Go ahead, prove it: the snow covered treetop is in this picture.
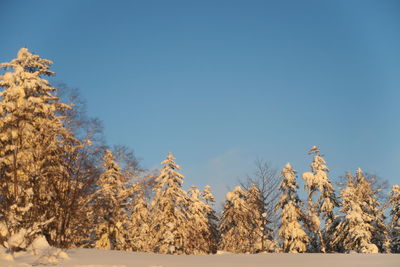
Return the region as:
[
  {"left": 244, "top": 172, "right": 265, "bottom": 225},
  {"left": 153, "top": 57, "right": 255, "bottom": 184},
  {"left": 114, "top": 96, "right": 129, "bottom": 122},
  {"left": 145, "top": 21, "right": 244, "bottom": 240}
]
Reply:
[
  {"left": 167, "top": 152, "right": 175, "bottom": 161},
  {"left": 282, "top": 163, "right": 296, "bottom": 181},
  {"left": 188, "top": 186, "right": 202, "bottom": 200},
  {"left": 0, "top": 48, "right": 54, "bottom": 76},
  {"left": 203, "top": 185, "right": 215, "bottom": 203},
  {"left": 153, "top": 152, "right": 185, "bottom": 192},
  {"left": 233, "top": 186, "right": 245, "bottom": 195},
  {"left": 226, "top": 186, "right": 245, "bottom": 202},
  {"left": 279, "top": 163, "right": 300, "bottom": 194},
  {"left": 102, "top": 149, "right": 120, "bottom": 170},
  {"left": 161, "top": 152, "right": 181, "bottom": 170},
  {"left": 0, "top": 47, "right": 58, "bottom": 107},
  {"left": 308, "top": 145, "right": 320, "bottom": 155},
  {"left": 355, "top": 168, "right": 364, "bottom": 180}
]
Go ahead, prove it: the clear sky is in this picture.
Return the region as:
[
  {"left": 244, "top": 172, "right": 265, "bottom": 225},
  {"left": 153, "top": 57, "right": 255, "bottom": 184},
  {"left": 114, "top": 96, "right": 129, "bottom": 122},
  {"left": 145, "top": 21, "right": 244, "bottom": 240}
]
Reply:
[{"left": 1, "top": 0, "right": 399, "bottom": 202}]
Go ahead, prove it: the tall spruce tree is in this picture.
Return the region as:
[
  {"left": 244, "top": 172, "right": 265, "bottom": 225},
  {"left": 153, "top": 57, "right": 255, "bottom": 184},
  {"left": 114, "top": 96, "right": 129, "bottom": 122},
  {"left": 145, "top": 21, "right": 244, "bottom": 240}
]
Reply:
[
  {"left": 302, "top": 146, "right": 337, "bottom": 252},
  {"left": 202, "top": 185, "right": 219, "bottom": 254},
  {"left": 332, "top": 170, "right": 378, "bottom": 253},
  {"left": 355, "top": 169, "right": 389, "bottom": 252},
  {"left": 128, "top": 182, "right": 150, "bottom": 252},
  {"left": 186, "top": 185, "right": 211, "bottom": 254},
  {"left": 0, "top": 48, "right": 79, "bottom": 251},
  {"left": 150, "top": 152, "right": 189, "bottom": 254},
  {"left": 219, "top": 186, "right": 251, "bottom": 253},
  {"left": 94, "top": 150, "right": 130, "bottom": 250},
  {"left": 245, "top": 184, "right": 270, "bottom": 252},
  {"left": 276, "top": 163, "right": 308, "bottom": 253},
  {"left": 219, "top": 185, "right": 270, "bottom": 253}
]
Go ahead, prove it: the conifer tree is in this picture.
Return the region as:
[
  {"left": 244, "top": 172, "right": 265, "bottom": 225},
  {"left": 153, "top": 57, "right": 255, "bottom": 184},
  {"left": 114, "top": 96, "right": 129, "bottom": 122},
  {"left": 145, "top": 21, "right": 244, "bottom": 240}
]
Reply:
[
  {"left": 202, "top": 185, "right": 219, "bottom": 253},
  {"left": 0, "top": 48, "right": 79, "bottom": 251},
  {"left": 128, "top": 182, "right": 150, "bottom": 252},
  {"left": 355, "top": 169, "right": 389, "bottom": 252},
  {"left": 302, "top": 146, "right": 337, "bottom": 252},
  {"left": 245, "top": 184, "right": 269, "bottom": 252},
  {"left": 332, "top": 170, "right": 378, "bottom": 253},
  {"left": 219, "top": 186, "right": 251, "bottom": 253},
  {"left": 276, "top": 163, "right": 308, "bottom": 253},
  {"left": 186, "top": 186, "right": 210, "bottom": 254},
  {"left": 150, "top": 152, "right": 189, "bottom": 254},
  {"left": 389, "top": 185, "right": 400, "bottom": 253},
  {"left": 94, "top": 150, "right": 130, "bottom": 250}
]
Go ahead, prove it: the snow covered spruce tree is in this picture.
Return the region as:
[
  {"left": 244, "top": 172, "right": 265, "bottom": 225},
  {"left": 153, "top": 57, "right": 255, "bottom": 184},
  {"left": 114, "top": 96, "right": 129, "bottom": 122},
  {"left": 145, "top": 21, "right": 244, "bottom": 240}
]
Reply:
[
  {"left": 245, "top": 184, "right": 274, "bottom": 252},
  {"left": 275, "top": 163, "right": 308, "bottom": 253},
  {"left": 360, "top": 175, "right": 390, "bottom": 253},
  {"left": 331, "top": 170, "right": 379, "bottom": 253},
  {"left": 0, "top": 48, "right": 79, "bottom": 251},
  {"left": 354, "top": 169, "right": 389, "bottom": 253},
  {"left": 302, "top": 146, "right": 338, "bottom": 252},
  {"left": 149, "top": 152, "right": 190, "bottom": 254},
  {"left": 219, "top": 185, "right": 267, "bottom": 253},
  {"left": 128, "top": 182, "right": 150, "bottom": 252},
  {"left": 202, "top": 185, "right": 219, "bottom": 253},
  {"left": 389, "top": 185, "right": 400, "bottom": 253},
  {"left": 186, "top": 185, "right": 211, "bottom": 254},
  {"left": 219, "top": 186, "right": 250, "bottom": 253},
  {"left": 93, "top": 150, "right": 130, "bottom": 250}
]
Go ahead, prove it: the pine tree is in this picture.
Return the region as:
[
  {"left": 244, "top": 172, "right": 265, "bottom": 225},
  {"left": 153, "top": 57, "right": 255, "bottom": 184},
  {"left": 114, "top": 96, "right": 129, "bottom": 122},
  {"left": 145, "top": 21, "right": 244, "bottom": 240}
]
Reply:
[
  {"left": 186, "top": 185, "right": 210, "bottom": 254},
  {"left": 0, "top": 48, "right": 79, "bottom": 251},
  {"left": 150, "top": 152, "right": 189, "bottom": 254},
  {"left": 355, "top": 169, "right": 389, "bottom": 252},
  {"left": 389, "top": 185, "right": 400, "bottom": 253},
  {"left": 276, "top": 163, "right": 308, "bottom": 253},
  {"left": 202, "top": 185, "right": 219, "bottom": 254},
  {"left": 246, "top": 184, "right": 272, "bottom": 252},
  {"left": 302, "top": 146, "right": 338, "bottom": 252},
  {"left": 94, "top": 150, "right": 130, "bottom": 250},
  {"left": 128, "top": 182, "right": 150, "bottom": 252},
  {"left": 359, "top": 174, "right": 390, "bottom": 253},
  {"left": 332, "top": 170, "right": 378, "bottom": 253},
  {"left": 219, "top": 186, "right": 252, "bottom": 253}
]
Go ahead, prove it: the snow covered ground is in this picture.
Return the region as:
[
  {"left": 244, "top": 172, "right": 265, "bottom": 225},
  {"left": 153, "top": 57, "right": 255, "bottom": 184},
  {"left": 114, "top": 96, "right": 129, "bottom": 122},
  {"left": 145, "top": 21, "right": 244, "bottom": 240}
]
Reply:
[{"left": 2, "top": 248, "right": 400, "bottom": 267}]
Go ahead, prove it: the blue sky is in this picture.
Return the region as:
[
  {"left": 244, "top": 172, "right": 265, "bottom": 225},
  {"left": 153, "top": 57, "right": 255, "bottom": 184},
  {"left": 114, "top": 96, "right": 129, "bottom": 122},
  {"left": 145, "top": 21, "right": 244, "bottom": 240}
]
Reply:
[{"left": 1, "top": 0, "right": 399, "bottom": 202}]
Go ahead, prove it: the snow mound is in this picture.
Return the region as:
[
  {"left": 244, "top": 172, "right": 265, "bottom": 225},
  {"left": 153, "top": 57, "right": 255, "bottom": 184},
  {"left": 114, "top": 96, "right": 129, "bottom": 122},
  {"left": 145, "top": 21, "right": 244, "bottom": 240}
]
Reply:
[
  {"left": 32, "top": 248, "right": 70, "bottom": 266},
  {"left": 28, "top": 235, "right": 51, "bottom": 255}
]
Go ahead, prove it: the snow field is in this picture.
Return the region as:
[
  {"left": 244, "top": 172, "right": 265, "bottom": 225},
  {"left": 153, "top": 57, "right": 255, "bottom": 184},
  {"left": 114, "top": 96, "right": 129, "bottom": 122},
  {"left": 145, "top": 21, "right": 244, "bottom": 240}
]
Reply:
[{"left": 3, "top": 248, "right": 400, "bottom": 267}]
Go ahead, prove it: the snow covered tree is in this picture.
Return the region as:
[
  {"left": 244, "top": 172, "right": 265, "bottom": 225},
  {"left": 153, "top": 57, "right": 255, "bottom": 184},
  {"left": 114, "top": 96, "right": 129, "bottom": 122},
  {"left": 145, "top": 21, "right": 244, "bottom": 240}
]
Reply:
[
  {"left": 93, "top": 150, "right": 130, "bottom": 250},
  {"left": 275, "top": 163, "right": 308, "bottom": 253},
  {"left": 302, "top": 146, "right": 338, "bottom": 252},
  {"left": 239, "top": 159, "right": 281, "bottom": 233},
  {"left": 149, "top": 152, "right": 189, "bottom": 254},
  {"left": 219, "top": 184, "right": 269, "bottom": 253},
  {"left": 0, "top": 48, "right": 79, "bottom": 251},
  {"left": 389, "top": 185, "right": 400, "bottom": 253},
  {"left": 245, "top": 184, "right": 271, "bottom": 252},
  {"left": 219, "top": 186, "right": 251, "bottom": 253},
  {"left": 360, "top": 180, "right": 390, "bottom": 253},
  {"left": 128, "top": 182, "right": 150, "bottom": 252},
  {"left": 186, "top": 186, "right": 210, "bottom": 254},
  {"left": 331, "top": 170, "right": 378, "bottom": 253},
  {"left": 354, "top": 169, "right": 389, "bottom": 252},
  {"left": 202, "top": 185, "right": 219, "bottom": 253}
]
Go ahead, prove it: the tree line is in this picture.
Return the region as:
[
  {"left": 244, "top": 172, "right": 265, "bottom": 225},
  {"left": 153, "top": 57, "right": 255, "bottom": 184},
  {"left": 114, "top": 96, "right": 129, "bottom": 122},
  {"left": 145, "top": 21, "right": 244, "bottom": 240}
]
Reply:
[{"left": 0, "top": 48, "right": 399, "bottom": 254}]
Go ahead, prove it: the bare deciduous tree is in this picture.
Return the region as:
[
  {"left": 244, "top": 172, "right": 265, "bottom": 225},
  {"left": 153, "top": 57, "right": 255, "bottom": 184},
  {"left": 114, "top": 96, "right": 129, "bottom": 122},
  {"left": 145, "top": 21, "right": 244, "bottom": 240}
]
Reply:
[{"left": 239, "top": 159, "right": 281, "bottom": 237}]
